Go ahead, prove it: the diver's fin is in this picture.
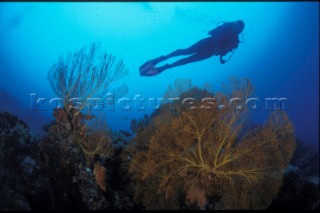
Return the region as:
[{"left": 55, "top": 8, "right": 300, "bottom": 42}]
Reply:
[
  {"left": 139, "top": 56, "right": 167, "bottom": 73},
  {"left": 139, "top": 60, "right": 155, "bottom": 75},
  {"left": 140, "top": 67, "right": 162, "bottom": 77}
]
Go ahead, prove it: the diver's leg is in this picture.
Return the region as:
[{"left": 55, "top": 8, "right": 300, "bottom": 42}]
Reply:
[
  {"left": 142, "top": 52, "right": 214, "bottom": 76},
  {"left": 164, "top": 48, "right": 196, "bottom": 58},
  {"left": 154, "top": 37, "right": 214, "bottom": 64},
  {"left": 149, "top": 48, "right": 196, "bottom": 66},
  {"left": 140, "top": 37, "right": 215, "bottom": 76},
  {"left": 140, "top": 51, "right": 185, "bottom": 70},
  {"left": 167, "top": 53, "right": 212, "bottom": 68},
  {"left": 159, "top": 52, "right": 214, "bottom": 72},
  {"left": 140, "top": 47, "right": 196, "bottom": 75}
]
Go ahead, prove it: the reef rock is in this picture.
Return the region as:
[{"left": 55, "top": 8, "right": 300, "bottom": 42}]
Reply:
[{"left": 0, "top": 112, "right": 53, "bottom": 210}]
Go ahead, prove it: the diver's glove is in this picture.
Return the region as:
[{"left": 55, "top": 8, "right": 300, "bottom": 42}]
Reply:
[
  {"left": 220, "top": 56, "right": 226, "bottom": 64},
  {"left": 221, "top": 60, "right": 226, "bottom": 64}
]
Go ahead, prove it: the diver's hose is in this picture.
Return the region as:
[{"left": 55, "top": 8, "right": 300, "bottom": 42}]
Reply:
[
  {"left": 224, "top": 48, "right": 236, "bottom": 63},
  {"left": 216, "top": 21, "right": 227, "bottom": 26},
  {"left": 240, "top": 33, "right": 244, "bottom": 43}
]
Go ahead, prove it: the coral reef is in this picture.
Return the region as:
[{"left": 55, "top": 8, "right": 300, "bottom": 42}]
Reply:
[
  {"left": 38, "top": 108, "right": 136, "bottom": 210},
  {"left": 0, "top": 76, "right": 318, "bottom": 210},
  {"left": 39, "top": 106, "right": 137, "bottom": 209},
  {"left": 40, "top": 109, "right": 111, "bottom": 210},
  {"left": 269, "top": 139, "right": 319, "bottom": 210},
  {"left": 36, "top": 42, "right": 134, "bottom": 210},
  {"left": 0, "top": 111, "right": 139, "bottom": 210}
]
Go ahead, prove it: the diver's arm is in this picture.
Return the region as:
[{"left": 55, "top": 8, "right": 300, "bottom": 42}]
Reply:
[
  {"left": 219, "top": 40, "right": 238, "bottom": 64},
  {"left": 219, "top": 49, "right": 227, "bottom": 64}
]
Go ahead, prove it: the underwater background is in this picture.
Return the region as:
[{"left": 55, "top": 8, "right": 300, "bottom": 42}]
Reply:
[
  {"left": 0, "top": 2, "right": 319, "bottom": 147},
  {"left": 0, "top": 2, "right": 319, "bottom": 210}
]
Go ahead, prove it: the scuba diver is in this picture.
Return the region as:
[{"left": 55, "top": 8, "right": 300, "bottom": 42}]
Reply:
[{"left": 139, "top": 20, "right": 245, "bottom": 76}]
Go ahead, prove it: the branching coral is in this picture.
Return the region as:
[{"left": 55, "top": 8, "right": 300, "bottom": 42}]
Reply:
[
  {"left": 128, "top": 78, "right": 296, "bottom": 210},
  {"left": 75, "top": 115, "right": 114, "bottom": 164},
  {"left": 47, "top": 42, "right": 128, "bottom": 128},
  {"left": 163, "top": 79, "right": 192, "bottom": 100}
]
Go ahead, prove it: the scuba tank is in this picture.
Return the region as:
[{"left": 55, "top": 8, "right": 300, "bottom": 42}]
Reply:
[
  {"left": 208, "top": 21, "right": 228, "bottom": 37},
  {"left": 239, "top": 33, "right": 244, "bottom": 43}
]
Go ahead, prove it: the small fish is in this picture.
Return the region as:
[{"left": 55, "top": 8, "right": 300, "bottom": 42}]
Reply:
[
  {"left": 122, "top": 116, "right": 129, "bottom": 120},
  {"left": 120, "top": 130, "right": 132, "bottom": 137}
]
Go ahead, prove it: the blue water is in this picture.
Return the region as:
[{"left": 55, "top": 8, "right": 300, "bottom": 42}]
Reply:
[{"left": 0, "top": 2, "right": 318, "bottom": 147}]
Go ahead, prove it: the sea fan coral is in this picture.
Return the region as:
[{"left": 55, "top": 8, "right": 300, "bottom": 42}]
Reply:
[
  {"left": 47, "top": 42, "right": 126, "bottom": 165},
  {"left": 47, "top": 42, "right": 128, "bottom": 128},
  {"left": 128, "top": 78, "right": 296, "bottom": 210}
]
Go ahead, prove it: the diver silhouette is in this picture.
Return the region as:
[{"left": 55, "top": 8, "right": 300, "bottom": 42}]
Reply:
[{"left": 139, "top": 20, "right": 245, "bottom": 77}]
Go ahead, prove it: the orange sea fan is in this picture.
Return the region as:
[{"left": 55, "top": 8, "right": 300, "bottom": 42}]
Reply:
[
  {"left": 94, "top": 162, "right": 107, "bottom": 191},
  {"left": 128, "top": 78, "right": 296, "bottom": 210}
]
